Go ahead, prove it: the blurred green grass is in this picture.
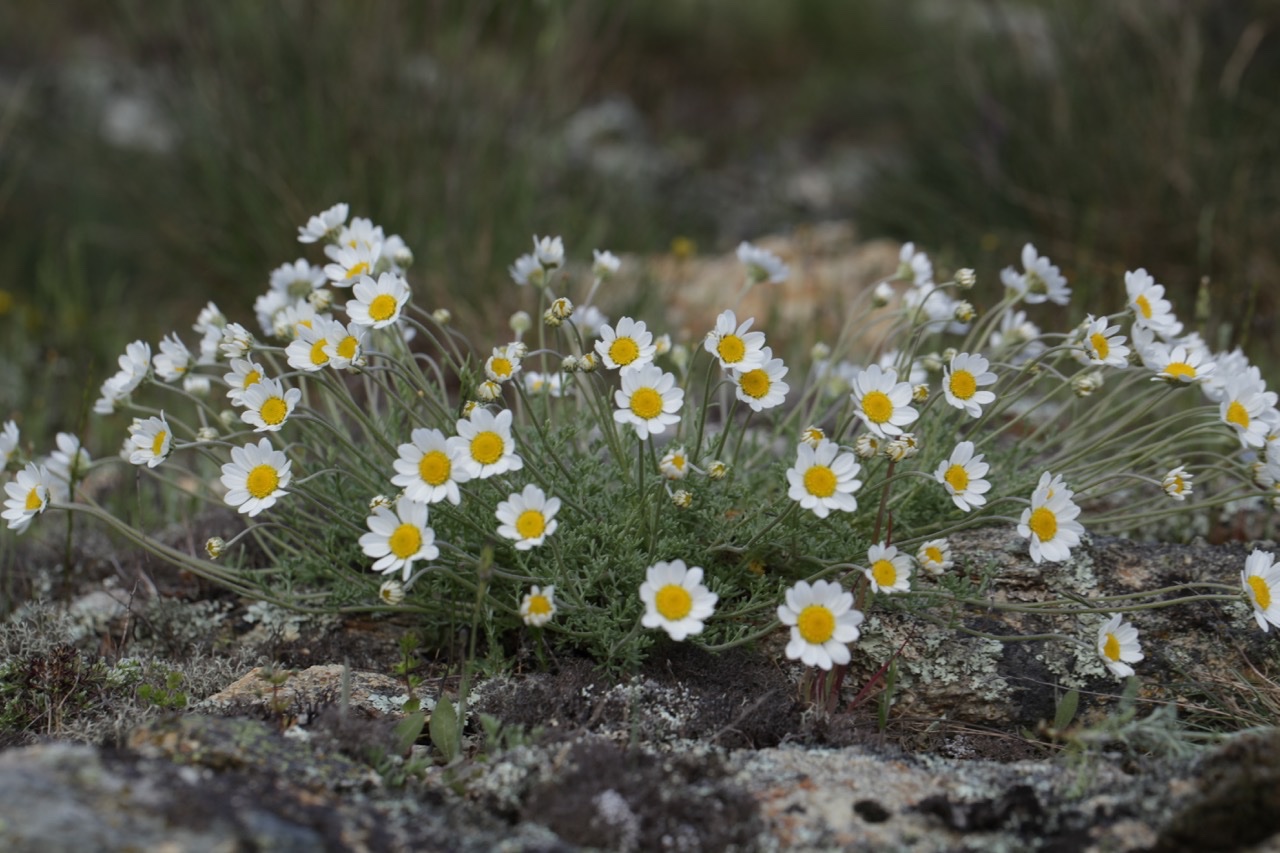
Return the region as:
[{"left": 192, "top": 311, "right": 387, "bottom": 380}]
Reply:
[{"left": 2, "top": 0, "right": 1278, "bottom": 445}]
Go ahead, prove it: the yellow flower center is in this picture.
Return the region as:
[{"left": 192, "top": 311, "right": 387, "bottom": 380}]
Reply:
[
  {"left": 388, "top": 523, "right": 422, "bottom": 559},
  {"left": 23, "top": 487, "right": 43, "bottom": 511},
  {"left": 796, "top": 604, "right": 835, "bottom": 644},
  {"left": 1102, "top": 632, "right": 1121, "bottom": 662},
  {"left": 260, "top": 396, "right": 288, "bottom": 425},
  {"left": 654, "top": 584, "right": 693, "bottom": 620},
  {"left": 245, "top": 463, "right": 279, "bottom": 499},
  {"left": 527, "top": 594, "right": 552, "bottom": 616},
  {"left": 515, "top": 509, "right": 546, "bottom": 540},
  {"left": 490, "top": 357, "right": 513, "bottom": 378},
  {"left": 803, "top": 464, "right": 837, "bottom": 498},
  {"left": 1089, "top": 332, "right": 1110, "bottom": 360},
  {"left": 1135, "top": 293, "right": 1153, "bottom": 319},
  {"left": 944, "top": 464, "right": 969, "bottom": 493},
  {"left": 243, "top": 369, "right": 261, "bottom": 390},
  {"left": 739, "top": 368, "right": 770, "bottom": 399},
  {"left": 309, "top": 338, "right": 330, "bottom": 366},
  {"left": 717, "top": 335, "right": 746, "bottom": 364},
  {"left": 336, "top": 336, "right": 358, "bottom": 360},
  {"left": 1025, "top": 270, "right": 1047, "bottom": 295},
  {"left": 345, "top": 261, "right": 370, "bottom": 280},
  {"left": 368, "top": 294, "right": 398, "bottom": 323},
  {"left": 861, "top": 390, "right": 893, "bottom": 424},
  {"left": 608, "top": 337, "right": 640, "bottom": 366},
  {"left": 1227, "top": 401, "right": 1250, "bottom": 429},
  {"left": 949, "top": 369, "right": 977, "bottom": 400},
  {"left": 418, "top": 450, "right": 451, "bottom": 486},
  {"left": 925, "top": 546, "right": 944, "bottom": 564},
  {"left": 470, "top": 431, "right": 504, "bottom": 465},
  {"left": 872, "top": 559, "right": 898, "bottom": 588},
  {"left": 1164, "top": 362, "right": 1196, "bottom": 380},
  {"left": 1028, "top": 506, "right": 1058, "bottom": 541},
  {"left": 1249, "top": 575, "right": 1272, "bottom": 610},
  {"left": 1168, "top": 475, "right": 1185, "bottom": 494},
  {"left": 630, "top": 387, "right": 663, "bottom": 420},
  {"left": 151, "top": 430, "right": 168, "bottom": 458}
]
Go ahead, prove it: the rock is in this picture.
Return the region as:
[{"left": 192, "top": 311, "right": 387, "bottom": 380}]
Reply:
[{"left": 202, "top": 664, "right": 434, "bottom": 721}]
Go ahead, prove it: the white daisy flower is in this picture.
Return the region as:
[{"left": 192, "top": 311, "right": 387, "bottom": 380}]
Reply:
[
  {"left": 240, "top": 377, "right": 301, "bottom": 433},
  {"left": 639, "top": 559, "right": 718, "bottom": 641},
  {"left": 105, "top": 339, "right": 153, "bottom": 400},
  {"left": 0, "top": 420, "right": 19, "bottom": 468},
  {"left": 786, "top": 438, "right": 862, "bottom": 519},
  {"left": 346, "top": 272, "right": 410, "bottom": 329},
  {"left": 496, "top": 483, "right": 561, "bottom": 551},
  {"left": 1220, "top": 375, "right": 1278, "bottom": 449},
  {"left": 196, "top": 324, "right": 223, "bottom": 365},
  {"left": 218, "top": 323, "right": 255, "bottom": 361},
  {"left": 1243, "top": 549, "right": 1280, "bottom": 632},
  {"left": 1003, "top": 243, "right": 1070, "bottom": 305},
  {"left": 595, "top": 316, "right": 656, "bottom": 373},
  {"left": 1017, "top": 479, "right": 1085, "bottom": 564},
  {"left": 850, "top": 364, "right": 917, "bottom": 438},
  {"left": 533, "top": 235, "right": 565, "bottom": 270},
  {"left": 93, "top": 374, "right": 131, "bottom": 415},
  {"left": 1036, "top": 470, "right": 1074, "bottom": 502},
  {"left": 285, "top": 316, "right": 343, "bottom": 372},
  {"left": 359, "top": 497, "right": 438, "bottom": 581},
  {"left": 382, "top": 234, "right": 413, "bottom": 272},
  {"left": 989, "top": 309, "right": 1046, "bottom": 365},
  {"left": 220, "top": 437, "right": 292, "bottom": 517},
  {"left": 449, "top": 407, "right": 523, "bottom": 479},
  {"left": 942, "top": 352, "right": 997, "bottom": 418},
  {"left": 270, "top": 258, "right": 327, "bottom": 299},
  {"left": 800, "top": 426, "right": 826, "bottom": 449},
  {"left": 323, "top": 242, "right": 381, "bottom": 287},
  {"left": 1199, "top": 347, "right": 1252, "bottom": 403},
  {"left": 1162, "top": 466, "right": 1193, "bottom": 500},
  {"left": 253, "top": 290, "right": 290, "bottom": 338},
  {"left": 1150, "top": 344, "right": 1215, "bottom": 385},
  {"left": 485, "top": 344, "right": 523, "bottom": 383},
  {"left": 659, "top": 446, "right": 691, "bottom": 480},
  {"left": 854, "top": 434, "right": 881, "bottom": 459},
  {"left": 916, "top": 539, "right": 954, "bottom": 575},
  {"left": 322, "top": 320, "right": 367, "bottom": 370},
  {"left": 592, "top": 249, "right": 621, "bottom": 278},
  {"left": 1124, "top": 268, "right": 1182, "bottom": 339},
  {"left": 896, "top": 241, "right": 934, "bottom": 286},
  {"left": 732, "top": 347, "right": 789, "bottom": 412},
  {"left": 335, "top": 216, "right": 385, "bottom": 252},
  {"left": 152, "top": 333, "right": 192, "bottom": 382},
  {"left": 508, "top": 253, "right": 544, "bottom": 288},
  {"left": 736, "top": 241, "right": 789, "bottom": 284},
  {"left": 523, "top": 371, "right": 564, "bottom": 397},
  {"left": 2, "top": 462, "right": 55, "bottom": 532},
  {"left": 379, "top": 579, "right": 405, "bottom": 606},
  {"left": 569, "top": 304, "right": 610, "bottom": 339},
  {"left": 271, "top": 300, "right": 323, "bottom": 341},
  {"left": 613, "top": 364, "right": 684, "bottom": 440},
  {"left": 128, "top": 414, "right": 172, "bottom": 468},
  {"left": 902, "top": 284, "right": 964, "bottom": 335},
  {"left": 45, "top": 432, "right": 91, "bottom": 501},
  {"left": 865, "top": 543, "right": 912, "bottom": 594},
  {"left": 777, "top": 579, "right": 864, "bottom": 670},
  {"left": 297, "top": 202, "right": 349, "bottom": 243},
  {"left": 392, "top": 427, "right": 471, "bottom": 505},
  {"left": 704, "top": 309, "right": 767, "bottom": 371},
  {"left": 193, "top": 301, "right": 227, "bottom": 335},
  {"left": 223, "top": 358, "right": 266, "bottom": 406},
  {"left": 1097, "top": 613, "right": 1144, "bottom": 678},
  {"left": 1074, "top": 314, "right": 1130, "bottom": 367},
  {"left": 521, "top": 585, "right": 557, "bottom": 627}
]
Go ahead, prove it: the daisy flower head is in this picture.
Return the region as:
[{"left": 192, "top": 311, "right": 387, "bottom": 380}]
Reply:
[
  {"left": 46, "top": 432, "right": 91, "bottom": 498},
  {"left": 800, "top": 425, "right": 825, "bottom": 449},
  {"left": 1162, "top": 466, "right": 1193, "bottom": 500},
  {"left": 240, "top": 377, "right": 301, "bottom": 433},
  {"left": 0, "top": 420, "right": 19, "bottom": 468},
  {"left": 485, "top": 344, "right": 523, "bottom": 383},
  {"left": 786, "top": 438, "right": 862, "bottom": 518},
  {"left": 916, "top": 538, "right": 954, "bottom": 575},
  {"left": 736, "top": 241, "right": 789, "bottom": 285},
  {"left": 335, "top": 216, "right": 385, "bottom": 254},
  {"left": 523, "top": 371, "right": 564, "bottom": 397},
  {"left": 533, "top": 235, "right": 565, "bottom": 271},
  {"left": 1150, "top": 344, "right": 1215, "bottom": 385},
  {"left": 592, "top": 249, "right": 621, "bottom": 278},
  {"left": 496, "top": 483, "right": 561, "bottom": 550},
  {"left": 270, "top": 258, "right": 327, "bottom": 300},
  {"left": 509, "top": 253, "right": 543, "bottom": 288},
  {"left": 219, "top": 323, "right": 255, "bottom": 361},
  {"left": 1199, "top": 347, "right": 1251, "bottom": 403},
  {"left": 1124, "top": 268, "right": 1182, "bottom": 339},
  {"left": 569, "top": 304, "right": 610, "bottom": 339},
  {"left": 731, "top": 347, "right": 790, "bottom": 412},
  {"left": 449, "top": 407, "right": 523, "bottom": 479},
  {"left": 297, "top": 202, "right": 349, "bottom": 243},
  {"left": 1003, "top": 243, "right": 1070, "bottom": 305},
  {"left": 114, "top": 339, "right": 154, "bottom": 395},
  {"left": 613, "top": 364, "right": 684, "bottom": 440},
  {"left": 392, "top": 427, "right": 471, "bottom": 505},
  {"left": 285, "top": 316, "right": 343, "bottom": 373},
  {"left": 659, "top": 446, "right": 691, "bottom": 480},
  {"left": 942, "top": 352, "right": 997, "bottom": 417},
  {"left": 2, "top": 463, "right": 55, "bottom": 532},
  {"left": 1097, "top": 614, "right": 1144, "bottom": 678},
  {"left": 322, "top": 320, "right": 367, "bottom": 370},
  {"left": 379, "top": 579, "right": 405, "bottom": 606},
  {"left": 896, "top": 241, "right": 934, "bottom": 286},
  {"left": 850, "top": 364, "right": 917, "bottom": 438},
  {"left": 359, "top": 497, "right": 438, "bottom": 581},
  {"left": 323, "top": 241, "right": 381, "bottom": 287},
  {"left": 521, "top": 585, "right": 557, "bottom": 627},
  {"left": 865, "top": 543, "right": 912, "bottom": 594},
  {"left": 152, "top": 333, "right": 192, "bottom": 383},
  {"left": 1074, "top": 314, "right": 1130, "bottom": 368},
  {"left": 777, "top": 579, "right": 864, "bottom": 670},
  {"left": 1017, "top": 479, "right": 1085, "bottom": 564},
  {"left": 704, "top": 309, "right": 767, "bottom": 371},
  {"left": 346, "top": 272, "right": 410, "bottom": 329},
  {"left": 220, "top": 437, "right": 292, "bottom": 517},
  {"left": 854, "top": 434, "right": 881, "bottom": 459},
  {"left": 595, "top": 316, "right": 656, "bottom": 373},
  {"left": 1220, "top": 375, "right": 1278, "bottom": 449},
  {"left": 223, "top": 358, "right": 266, "bottom": 406},
  {"left": 128, "top": 413, "right": 172, "bottom": 468},
  {"left": 1243, "top": 549, "right": 1280, "bottom": 632},
  {"left": 639, "top": 559, "right": 718, "bottom": 641},
  {"left": 1035, "top": 470, "right": 1074, "bottom": 502},
  {"left": 990, "top": 309, "right": 1046, "bottom": 365}
]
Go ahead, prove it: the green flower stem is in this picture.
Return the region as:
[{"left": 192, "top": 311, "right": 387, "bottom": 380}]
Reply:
[
  {"left": 510, "top": 379, "right": 577, "bottom": 486},
  {"left": 402, "top": 310, "right": 469, "bottom": 378},
  {"left": 729, "top": 500, "right": 798, "bottom": 554},
  {"left": 701, "top": 620, "right": 781, "bottom": 652},
  {"left": 689, "top": 356, "right": 721, "bottom": 462},
  {"left": 711, "top": 399, "right": 740, "bottom": 461},
  {"left": 1089, "top": 484, "right": 1260, "bottom": 527}
]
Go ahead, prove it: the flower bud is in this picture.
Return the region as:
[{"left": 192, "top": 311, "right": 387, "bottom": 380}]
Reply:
[
  {"left": 509, "top": 310, "right": 532, "bottom": 336},
  {"left": 196, "top": 426, "right": 219, "bottom": 442},
  {"left": 561, "top": 355, "right": 578, "bottom": 372},
  {"left": 810, "top": 341, "right": 831, "bottom": 362},
  {"left": 369, "top": 494, "right": 393, "bottom": 511},
  {"left": 671, "top": 489, "right": 693, "bottom": 509},
  {"left": 955, "top": 268, "right": 976, "bottom": 290},
  {"left": 183, "top": 375, "right": 211, "bottom": 397},
  {"left": 550, "top": 298, "right": 574, "bottom": 320},
  {"left": 205, "top": 537, "right": 226, "bottom": 559},
  {"left": 432, "top": 308, "right": 452, "bottom": 326},
  {"left": 953, "top": 301, "right": 976, "bottom": 323},
  {"left": 706, "top": 460, "right": 728, "bottom": 480},
  {"left": 476, "top": 380, "right": 503, "bottom": 402},
  {"left": 912, "top": 383, "right": 929, "bottom": 403},
  {"left": 1071, "top": 370, "right": 1104, "bottom": 397},
  {"left": 578, "top": 353, "right": 599, "bottom": 373},
  {"left": 855, "top": 434, "right": 881, "bottom": 459},
  {"left": 800, "top": 426, "right": 825, "bottom": 448},
  {"left": 308, "top": 288, "right": 334, "bottom": 312},
  {"left": 872, "top": 281, "right": 894, "bottom": 308},
  {"left": 379, "top": 579, "right": 405, "bottom": 606}
]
